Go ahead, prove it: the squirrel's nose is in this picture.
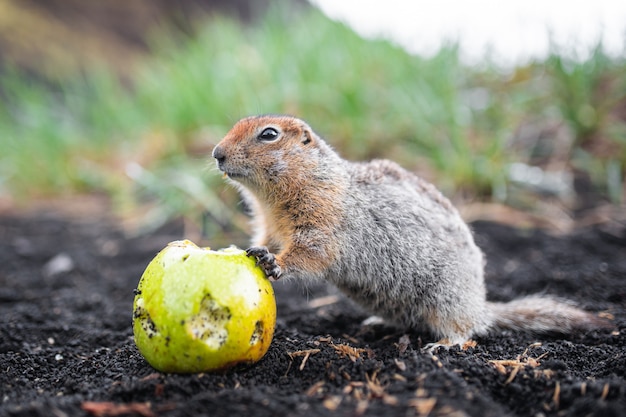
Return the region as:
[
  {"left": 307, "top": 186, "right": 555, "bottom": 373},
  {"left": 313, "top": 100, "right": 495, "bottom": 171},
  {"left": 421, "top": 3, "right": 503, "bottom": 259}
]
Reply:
[{"left": 212, "top": 145, "right": 226, "bottom": 164}]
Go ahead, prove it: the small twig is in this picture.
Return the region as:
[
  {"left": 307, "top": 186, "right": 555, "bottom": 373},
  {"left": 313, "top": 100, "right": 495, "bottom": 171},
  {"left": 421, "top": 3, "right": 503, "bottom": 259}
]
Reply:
[
  {"left": 489, "top": 342, "right": 545, "bottom": 384},
  {"left": 81, "top": 402, "right": 154, "bottom": 417},
  {"left": 332, "top": 343, "right": 370, "bottom": 362},
  {"left": 409, "top": 398, "right": 437, "bottom": 416},
  {"left": 299, "top": 351, "right": 314, "bottom": 371},
  {"left": 553, "top": 381, "right": 561, "bottom": 409},
  {"left": 504, "top": 365, "right": 521, "bottom": 385},
  {"left": 139, "top": 373, "right": 160, "bottom": 382},
  {"left": 305, "top": 381, "right": 325, "bottom": 397},
  {"left": 287, "top": 349, "right": 321, "bottom": 371},
  {"left": 365, "top": 370, "right": 384, "bottom": 398},
  {"left": 601, "top": 383, "right": 610, "bottom": 401}
]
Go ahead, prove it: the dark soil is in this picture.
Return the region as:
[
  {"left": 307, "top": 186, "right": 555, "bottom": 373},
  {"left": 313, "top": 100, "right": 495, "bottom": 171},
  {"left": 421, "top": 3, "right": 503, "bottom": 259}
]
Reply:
[{"left": 1, "top": 212, "right": 625, "bottom": 417}]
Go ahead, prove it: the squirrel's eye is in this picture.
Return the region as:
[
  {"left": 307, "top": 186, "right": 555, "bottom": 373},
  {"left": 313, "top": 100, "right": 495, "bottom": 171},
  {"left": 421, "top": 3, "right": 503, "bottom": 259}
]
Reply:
[{"left": 258, "top": 127, "right": 279, "bottom": 142}]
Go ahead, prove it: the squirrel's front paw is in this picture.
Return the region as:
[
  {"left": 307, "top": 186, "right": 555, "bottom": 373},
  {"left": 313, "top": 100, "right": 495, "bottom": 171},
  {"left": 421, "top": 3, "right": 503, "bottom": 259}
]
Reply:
[{"left": 246, "top": 246, "right": 282, "bottom": 280}]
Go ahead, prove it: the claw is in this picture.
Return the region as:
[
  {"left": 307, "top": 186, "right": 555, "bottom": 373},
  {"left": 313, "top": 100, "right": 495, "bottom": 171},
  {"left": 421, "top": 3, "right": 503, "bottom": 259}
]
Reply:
[
  {"left": 245, "top": 246, "right": 268, "bottom": 257},
  {"left": 246, "top": 246, "right": 282, "bottom": 280}
]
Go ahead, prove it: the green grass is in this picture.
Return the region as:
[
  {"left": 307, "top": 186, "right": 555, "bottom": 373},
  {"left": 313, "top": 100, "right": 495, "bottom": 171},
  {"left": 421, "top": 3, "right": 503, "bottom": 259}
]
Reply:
[
  {"left": 546, "top": 45, "right": 626, "bottom": 202},
  {"left": 0, "top": 6, "right": 624, "bottom": 234}
]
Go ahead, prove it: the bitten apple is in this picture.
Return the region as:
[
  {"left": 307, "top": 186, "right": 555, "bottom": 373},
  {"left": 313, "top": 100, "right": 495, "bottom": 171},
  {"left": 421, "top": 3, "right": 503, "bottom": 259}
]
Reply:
[{"left": 132, "top": 241, "right": 276, "bottom": 373}]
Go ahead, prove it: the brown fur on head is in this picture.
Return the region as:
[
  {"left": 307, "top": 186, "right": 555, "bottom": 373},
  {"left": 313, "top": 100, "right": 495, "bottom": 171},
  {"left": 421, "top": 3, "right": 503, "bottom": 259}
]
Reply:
[
  {"left": 212, "top": 115, "right": 320, "bottom": 193},
  {"left": 213, "top": 115, "right": 347, "bottom": 267}
]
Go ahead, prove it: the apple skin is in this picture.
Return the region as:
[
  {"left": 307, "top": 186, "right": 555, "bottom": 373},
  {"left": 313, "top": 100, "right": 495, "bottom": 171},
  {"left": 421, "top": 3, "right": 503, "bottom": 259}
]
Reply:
[{"left": 132, "top": 241, "right": 276, "bottom": 373}]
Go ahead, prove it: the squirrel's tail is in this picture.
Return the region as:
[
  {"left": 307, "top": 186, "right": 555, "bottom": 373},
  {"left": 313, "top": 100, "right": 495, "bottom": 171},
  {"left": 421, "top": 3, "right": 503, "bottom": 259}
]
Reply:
[{"left": 486, "top": 295, "right": 611, "bottom": 335}]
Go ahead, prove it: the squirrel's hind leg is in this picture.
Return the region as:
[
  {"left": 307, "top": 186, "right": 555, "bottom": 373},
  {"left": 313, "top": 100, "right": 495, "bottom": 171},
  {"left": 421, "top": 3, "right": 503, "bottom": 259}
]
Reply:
[
  {"left": 361, "top": 315, "right": 387, "bottom": 326},
  {"left": 422, "top": 336, "right": 471, "bottom": 353}
]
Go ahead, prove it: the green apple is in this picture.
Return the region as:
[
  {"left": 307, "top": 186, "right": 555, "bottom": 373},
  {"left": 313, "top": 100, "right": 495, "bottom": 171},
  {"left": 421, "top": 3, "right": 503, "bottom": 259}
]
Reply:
[{"left": 132, "top": 240, "right": 276, "bottom": 373}]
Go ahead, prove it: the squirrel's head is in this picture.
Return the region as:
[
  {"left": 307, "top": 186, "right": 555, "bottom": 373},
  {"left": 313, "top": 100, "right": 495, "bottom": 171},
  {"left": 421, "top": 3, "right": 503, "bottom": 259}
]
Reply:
[{"left": 212, "top": 115, "right": 334, "bottom": 191}]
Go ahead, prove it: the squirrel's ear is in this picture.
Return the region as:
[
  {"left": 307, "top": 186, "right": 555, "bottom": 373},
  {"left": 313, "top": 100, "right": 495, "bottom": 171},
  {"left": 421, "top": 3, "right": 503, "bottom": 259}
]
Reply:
[{"left": 302, "top": 128, "right": 313, "bottom": 145}]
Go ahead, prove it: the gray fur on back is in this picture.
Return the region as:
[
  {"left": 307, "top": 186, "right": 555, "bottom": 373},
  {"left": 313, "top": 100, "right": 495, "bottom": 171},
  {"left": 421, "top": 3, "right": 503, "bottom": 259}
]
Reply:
[{"left": 324, "top": 159, "right": 491, "bottom": 341}]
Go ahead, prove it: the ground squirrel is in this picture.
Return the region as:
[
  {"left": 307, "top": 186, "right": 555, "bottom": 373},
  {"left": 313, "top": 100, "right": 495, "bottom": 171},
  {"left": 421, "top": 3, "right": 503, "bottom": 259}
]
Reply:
[{"left": 212, "top": 115, "right": 610, "bottom": 346}]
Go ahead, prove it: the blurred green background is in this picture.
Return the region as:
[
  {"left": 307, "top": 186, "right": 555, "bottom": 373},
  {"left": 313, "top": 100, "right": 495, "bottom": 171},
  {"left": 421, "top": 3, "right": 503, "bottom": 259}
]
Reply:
[{"left": 1, "top": 0, "right": 624, "bottom": 243}]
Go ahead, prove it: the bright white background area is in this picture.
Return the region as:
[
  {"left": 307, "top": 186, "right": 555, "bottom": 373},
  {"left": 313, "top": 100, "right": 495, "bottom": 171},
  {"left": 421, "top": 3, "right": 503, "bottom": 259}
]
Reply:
[{"left": 310, "top": 0, "right": 626, "bottom": 65}]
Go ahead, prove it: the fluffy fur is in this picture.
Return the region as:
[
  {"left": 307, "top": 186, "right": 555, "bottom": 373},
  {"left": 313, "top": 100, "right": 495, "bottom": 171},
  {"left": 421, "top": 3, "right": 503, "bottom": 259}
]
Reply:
[{"left": 212, "top": 115, "right": 610, "bottom": 345}]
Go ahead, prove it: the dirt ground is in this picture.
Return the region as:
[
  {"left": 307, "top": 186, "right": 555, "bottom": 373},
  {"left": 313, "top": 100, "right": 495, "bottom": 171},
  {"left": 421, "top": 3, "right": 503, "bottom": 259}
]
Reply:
[{"left": 1, "top": 210, "right": 625, "bottom": 417}]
